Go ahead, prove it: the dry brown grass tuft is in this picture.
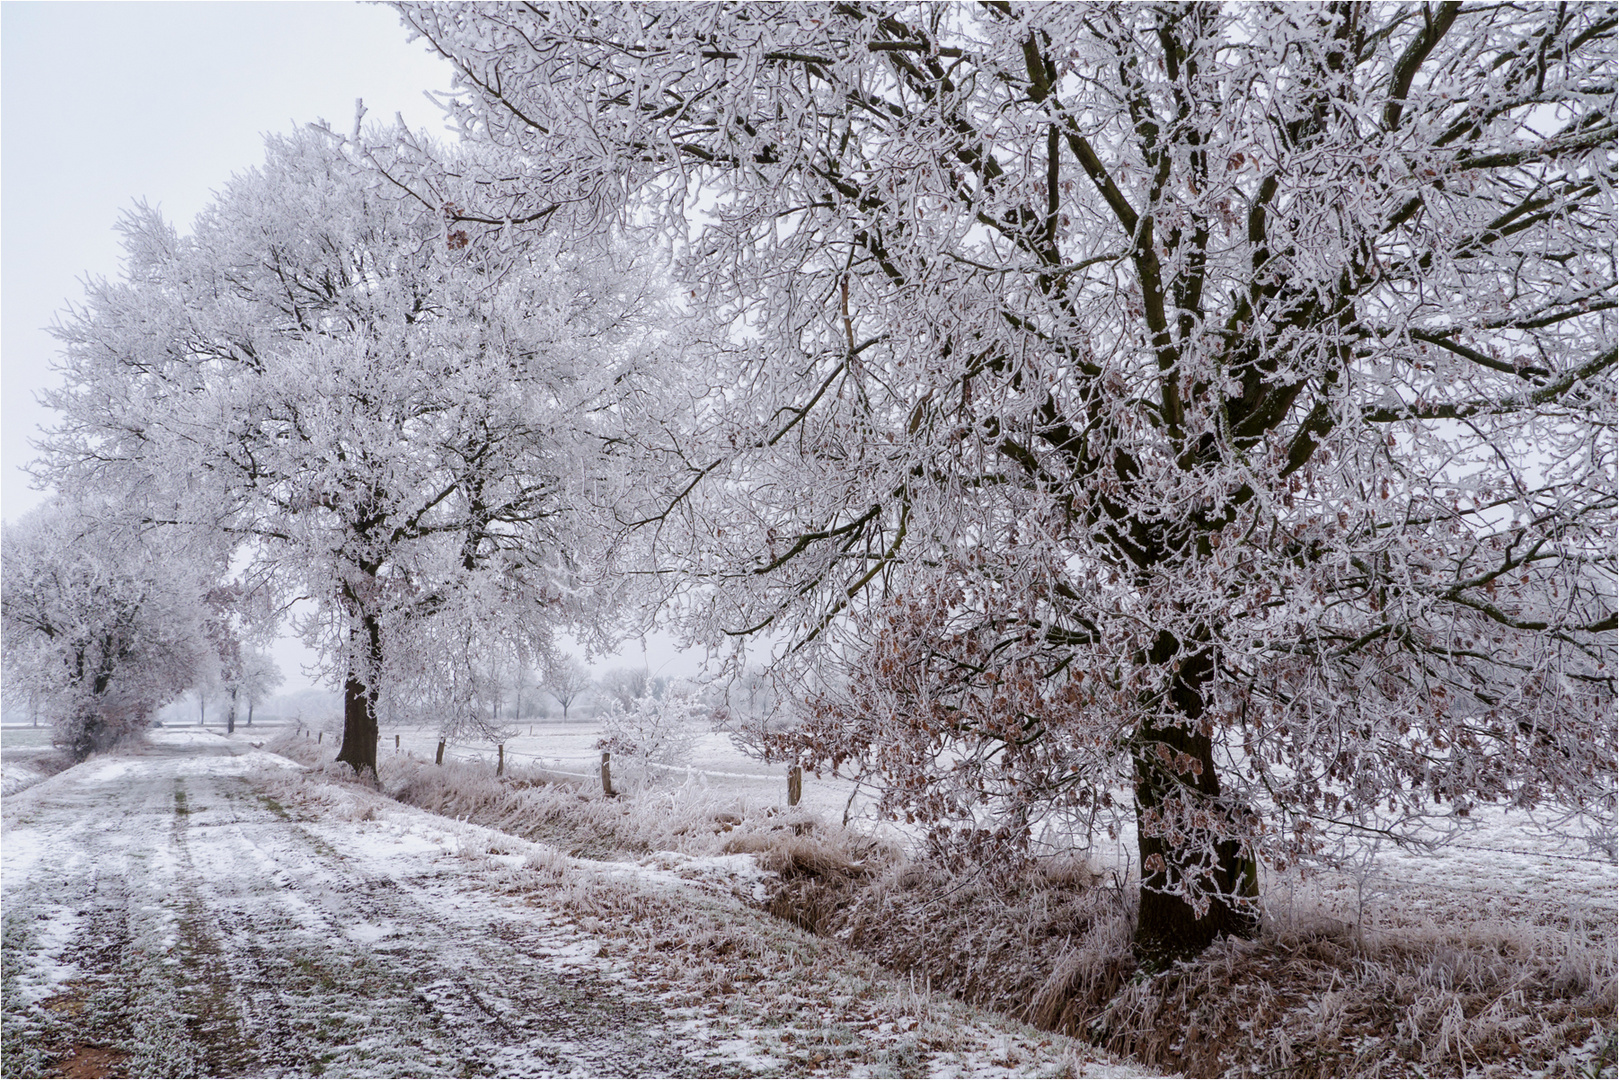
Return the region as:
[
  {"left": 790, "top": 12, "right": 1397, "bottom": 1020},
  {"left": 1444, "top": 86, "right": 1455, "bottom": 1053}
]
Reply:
[
  {"left": 723, "top": 820, "right": 879, "bottom": 881},
  {"left": 727, "top": 828, "right": 1615, "bottom": 1077},
  {"left": 1089, "top": 908, "right": 1615, "bottom": 1078},
  {"left": 754, "top": 855, "right": 1138, "bottom": 1029}
]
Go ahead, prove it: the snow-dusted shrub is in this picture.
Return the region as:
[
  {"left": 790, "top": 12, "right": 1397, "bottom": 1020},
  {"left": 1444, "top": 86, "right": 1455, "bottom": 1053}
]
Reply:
[{"left": 595, "top": 688, "right": 706, "bottom": 782}]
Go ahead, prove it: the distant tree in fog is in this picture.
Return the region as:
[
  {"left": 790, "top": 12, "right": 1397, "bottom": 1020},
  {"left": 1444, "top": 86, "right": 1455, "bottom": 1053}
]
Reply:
[
  {"left": 542, "top": 655, "right": 593, "bottom": 720},
  {"left": 2, "top": 502, "right": 208, "bottom": 760}
]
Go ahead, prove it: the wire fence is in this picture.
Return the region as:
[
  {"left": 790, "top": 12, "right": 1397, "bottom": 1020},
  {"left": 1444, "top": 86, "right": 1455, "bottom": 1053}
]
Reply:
[
  {"left": 338, "top": 728, "right": 815, "bottom": 806},
  {"left": 289, "top": 724, "right": 1619, "bottom": 872},
  {"left": 426, "top": 739, "right": 785, "bottom": 783}
]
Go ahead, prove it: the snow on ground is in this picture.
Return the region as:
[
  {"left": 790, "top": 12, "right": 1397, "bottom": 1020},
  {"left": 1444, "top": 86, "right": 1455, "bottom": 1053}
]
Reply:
[
  {"left": 1, "top": 728, "right": 1146, "bottom": 1077},
  {"left": 0, "top": 727, "right": 61, "bottom": 798},
  {"left": 384, "top": 722, "right": 874, "bottom": 831},
  {"left": 380, "top": 721, "right": 1617, "bottom": 931},
  {"left": 0, "top": 759, "right": 49, "bottom": 799}
]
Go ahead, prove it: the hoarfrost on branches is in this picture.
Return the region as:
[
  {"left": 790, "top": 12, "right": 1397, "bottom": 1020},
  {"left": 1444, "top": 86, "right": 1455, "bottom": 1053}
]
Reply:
[
  {"left": 400, "top": 1, "right": 1616, "bottom": 957},
  {"left": 40, "top": 126, "right": 669, "bottom": 774},
  {"left": 1, "top": 502, "right": 210, "bottom": 760},
  {"left": 199, "top": 578, "right": 283, "bottom": 734}
]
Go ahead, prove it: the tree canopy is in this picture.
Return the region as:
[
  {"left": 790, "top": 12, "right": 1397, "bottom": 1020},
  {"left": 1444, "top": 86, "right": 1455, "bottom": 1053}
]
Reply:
[
  {"left": 399, "top": 1, "right": 1616, "bottom": 957},
  {"left": 41, "top": 128, "right": 665, "bottom": 773},
  {"left": 2, "top": 502, "right": 209, "bottom": 760}
]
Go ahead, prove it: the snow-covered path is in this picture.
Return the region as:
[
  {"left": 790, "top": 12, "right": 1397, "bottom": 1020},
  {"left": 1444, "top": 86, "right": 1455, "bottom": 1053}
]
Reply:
[{"left": 2, "top": 731, "right": 1139, "bottom": 1078}]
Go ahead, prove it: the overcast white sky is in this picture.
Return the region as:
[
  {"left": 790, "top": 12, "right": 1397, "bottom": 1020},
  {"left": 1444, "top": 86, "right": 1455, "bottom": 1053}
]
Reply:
[
  {"left": 2, "top": 1, "right": 699, "bottom": 692},
  {"left": 2, "top": 1, "right": 458, "bottom": 520}
]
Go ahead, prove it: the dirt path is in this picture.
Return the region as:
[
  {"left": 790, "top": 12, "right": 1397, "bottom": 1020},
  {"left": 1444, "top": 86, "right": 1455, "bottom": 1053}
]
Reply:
[{"left": 2, "top": 732, "right": 1137, "bottom": 1078}]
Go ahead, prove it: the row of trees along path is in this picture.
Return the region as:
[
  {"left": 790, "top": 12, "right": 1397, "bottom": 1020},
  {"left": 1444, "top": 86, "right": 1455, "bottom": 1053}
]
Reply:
[{"left": 25, "top": 2, "right": 1615, "bottom": 963}]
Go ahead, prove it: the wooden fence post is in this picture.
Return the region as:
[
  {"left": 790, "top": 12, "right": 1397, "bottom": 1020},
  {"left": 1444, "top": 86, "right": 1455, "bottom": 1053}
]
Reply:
[
  {"left": 435, "top": 739, "right": 446, "bottom": 766},
  {"left": 497, "top": 744, "right": 505, "bottom": 777},
  {"left": 395, "top": 734, "right": 400, "bottom": 750},
  {"left": 788, "top": 766, "right": 803, "bottom": 807},
  {"left": 601, "top": 751, "right": 616, "bottom": 797}
]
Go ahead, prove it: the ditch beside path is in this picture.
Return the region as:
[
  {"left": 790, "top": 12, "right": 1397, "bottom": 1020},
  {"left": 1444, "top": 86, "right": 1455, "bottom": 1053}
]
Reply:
[{"left": 2, "top": 730, "right": 1143, "bottom": 1078}]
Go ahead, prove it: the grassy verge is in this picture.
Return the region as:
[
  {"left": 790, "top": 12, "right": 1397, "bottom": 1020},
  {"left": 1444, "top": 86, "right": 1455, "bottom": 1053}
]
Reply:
[{"left": 272, "top": 733, "right": 1617, "bottom": 1078}]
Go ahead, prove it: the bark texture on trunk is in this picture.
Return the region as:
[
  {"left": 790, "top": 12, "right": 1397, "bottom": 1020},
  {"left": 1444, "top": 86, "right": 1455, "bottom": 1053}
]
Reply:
[
  {"left": 226, "top": 689, "right": 238, "bottom": 735},
  {"left": 1132, "top": 632, "right": 1258, "bottom": 963},
  {"left": 335, "top": 615, "right": 382, "bottom": 775}
]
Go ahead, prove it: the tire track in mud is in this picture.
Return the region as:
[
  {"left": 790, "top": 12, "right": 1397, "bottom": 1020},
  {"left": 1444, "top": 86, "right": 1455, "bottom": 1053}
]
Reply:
[{"left": 2, "top": 758, "right": 189, "bottom": 1078}]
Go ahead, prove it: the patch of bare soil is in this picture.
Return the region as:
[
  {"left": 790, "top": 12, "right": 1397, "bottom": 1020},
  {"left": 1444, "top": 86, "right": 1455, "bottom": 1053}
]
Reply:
[{"left": 48, "top": 1045, "right": 127, "bottom": 1080}]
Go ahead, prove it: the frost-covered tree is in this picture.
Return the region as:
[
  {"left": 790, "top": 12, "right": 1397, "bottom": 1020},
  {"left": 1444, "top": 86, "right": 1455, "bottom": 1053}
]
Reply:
[
  {"left": 236, "top": 649, "right": 284, "bottom": 728},
  {"left": 409, "top": 0, "right": 1619, "bottom": 951},
  {"left": 598, "top": 666, "right": 653, "bottom": 711},
  {"left": 542, "top": 653, "right": 593, "bottom": 719},
  {"left": 41, "top": 127, "right": 663, "bottom": 775},
  {"left": 396, "top": 592, "right": 544, "bottom": 739},
  {"left": 1, "top": 503, "right": 209, "bottom": 760},
  {"left": 401, "top": 2, "right": 1617, "bottom": 957},
  {"left": 199, "top": 580, "right": 282, "bottom": 734}
]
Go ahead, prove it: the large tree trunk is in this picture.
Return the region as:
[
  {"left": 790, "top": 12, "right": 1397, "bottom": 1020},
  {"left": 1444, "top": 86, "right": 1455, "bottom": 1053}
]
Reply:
[
  {"left": 66, "top": 707, "right": 99, "bottom": 762},
  {"left": 335, "top": 614, "right": 382, "bottom": 775},
  {"left": 225, "top": 688, "right": 238, "bottom": 735},
  {"left": 1132, "top": 632, "right": 1258, "bottom": 963}
]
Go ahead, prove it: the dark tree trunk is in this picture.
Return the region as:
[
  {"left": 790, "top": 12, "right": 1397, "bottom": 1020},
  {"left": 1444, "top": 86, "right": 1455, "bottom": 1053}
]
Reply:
[
  {"left": 226, "top": 688, "right": 238, "bottom": 735},
  {"left": 336, "top": 614, "right": 382, "bottom": 775},
  {"left": 1132, "top": 632, "right": 1258, "bottom": 964},
  {"left": 247, "top": 701, "right": 253, "bottom": 727},
  {"left": 66, "top": 707, "right": 99, "bottom": 762}
]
